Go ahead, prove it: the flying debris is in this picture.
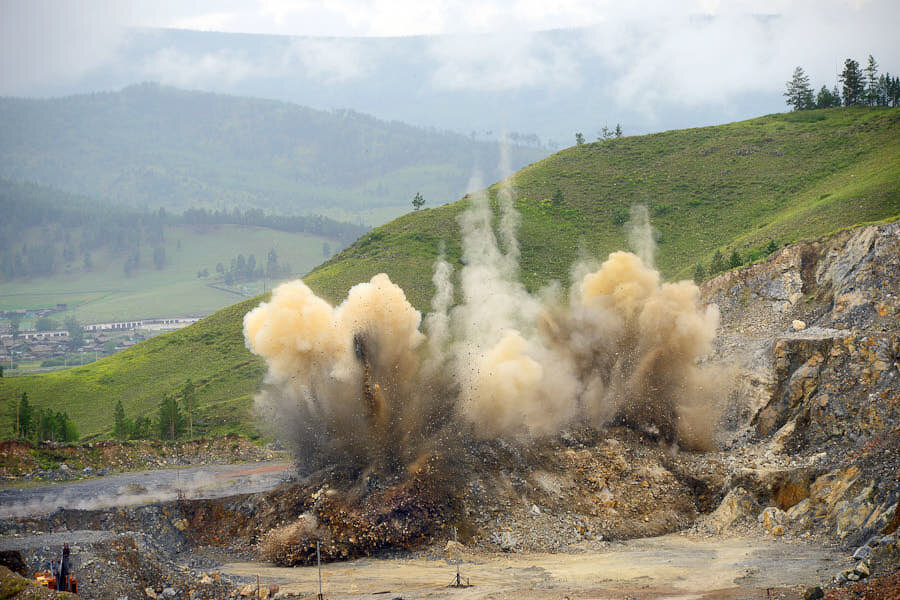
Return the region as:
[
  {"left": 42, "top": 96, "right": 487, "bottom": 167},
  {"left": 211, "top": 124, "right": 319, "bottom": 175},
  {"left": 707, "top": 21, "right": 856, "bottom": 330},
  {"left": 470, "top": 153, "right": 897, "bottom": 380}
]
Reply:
[{"left": 244, "top": 186, "right": 724, "bottom": 480}]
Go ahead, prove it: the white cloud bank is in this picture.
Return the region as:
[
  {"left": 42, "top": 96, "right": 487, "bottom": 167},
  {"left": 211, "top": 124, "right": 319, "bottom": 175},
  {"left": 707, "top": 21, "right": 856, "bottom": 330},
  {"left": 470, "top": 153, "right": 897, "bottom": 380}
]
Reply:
[{"left": 0, "top": 0, "right": 897, "bottom": 123}]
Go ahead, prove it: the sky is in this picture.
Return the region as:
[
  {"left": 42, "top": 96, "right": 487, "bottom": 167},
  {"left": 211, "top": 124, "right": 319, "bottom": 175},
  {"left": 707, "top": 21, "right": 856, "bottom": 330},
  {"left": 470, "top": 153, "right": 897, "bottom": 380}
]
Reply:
[
  {"left": 0, "top": 0, "right": 887, "bottom": 38},
  {"left": 1, "top": 0, "right": 898, "bottom": 136}
]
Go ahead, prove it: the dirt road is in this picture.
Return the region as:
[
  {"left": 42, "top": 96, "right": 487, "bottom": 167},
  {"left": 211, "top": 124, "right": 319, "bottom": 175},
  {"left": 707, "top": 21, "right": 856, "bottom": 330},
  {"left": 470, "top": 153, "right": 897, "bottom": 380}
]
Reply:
[
  {"left": 0, "top": 461, "right": 295, "bottom": 517},
  {"left": 223, "top": 534, "right": 850, "bottom": 600}
]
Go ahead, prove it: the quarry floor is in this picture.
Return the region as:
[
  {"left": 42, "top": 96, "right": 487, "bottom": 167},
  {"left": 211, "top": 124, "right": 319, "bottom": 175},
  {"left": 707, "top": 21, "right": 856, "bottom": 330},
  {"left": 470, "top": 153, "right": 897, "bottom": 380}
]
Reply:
[{"left": 223, "top": 535, "right": 851, "bottom": 600}]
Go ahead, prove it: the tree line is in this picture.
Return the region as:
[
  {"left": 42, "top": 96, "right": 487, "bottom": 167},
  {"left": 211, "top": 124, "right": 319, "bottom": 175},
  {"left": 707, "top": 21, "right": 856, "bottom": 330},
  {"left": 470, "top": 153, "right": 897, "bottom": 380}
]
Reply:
[
  {"left": 693, "top": 239, "right": 780, "bottom": 283},
  {"left": 11, "top": 392, "right": 79, "bottom": 443},
  {"left": 574, "top": 124, "right": 623, "bottom": 146},
  {"left": 0, "top": 180, "right": 369, "bottom": 281},
  {"left": 113, "top": 380, "right": 196, "bottom": 441},
  {"left": 181, "top": 207, "right": 369, "bottom": 244},
  {"left": 7, "top": 381, "right": 199, "bottom": 443},
  {"left": 204, "top": 248, "right": 292, "bottom": 286},
  {"left": 785, "top": 55, "right": 900, "bottom": 110}
]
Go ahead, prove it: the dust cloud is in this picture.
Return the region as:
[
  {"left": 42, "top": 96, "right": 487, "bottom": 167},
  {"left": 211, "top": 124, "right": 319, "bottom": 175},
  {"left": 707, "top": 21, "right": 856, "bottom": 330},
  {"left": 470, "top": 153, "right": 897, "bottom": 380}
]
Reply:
[{"left": 244, "top": 182, "right": 726, "bottom": 476}]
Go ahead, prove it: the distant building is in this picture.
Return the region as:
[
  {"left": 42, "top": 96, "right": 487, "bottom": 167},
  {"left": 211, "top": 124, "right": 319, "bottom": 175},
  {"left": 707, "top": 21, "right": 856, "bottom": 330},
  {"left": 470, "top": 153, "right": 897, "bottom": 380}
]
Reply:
[
  {"left": 0, "top": 330, "right": 69, "bottom": 341},
  {"left": 83, "top": 317, "right": 201, "bottom": 332}
]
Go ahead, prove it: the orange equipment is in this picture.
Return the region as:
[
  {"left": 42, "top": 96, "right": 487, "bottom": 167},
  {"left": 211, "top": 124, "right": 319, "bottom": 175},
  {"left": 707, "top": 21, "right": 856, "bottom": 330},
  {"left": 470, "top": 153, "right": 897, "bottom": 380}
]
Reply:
[{"left": 34, "top": 543, "right": 78, "bottom": 594}]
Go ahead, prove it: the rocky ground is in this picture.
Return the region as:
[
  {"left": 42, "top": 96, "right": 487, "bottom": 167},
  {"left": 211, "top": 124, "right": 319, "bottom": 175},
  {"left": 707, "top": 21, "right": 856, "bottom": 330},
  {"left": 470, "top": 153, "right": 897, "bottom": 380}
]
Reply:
[
  {"left": 0, "top": 435, "right": 282, "bottom": 482},
  {"left": 0, "top": 222, "right": 897, "bottom": 598}
]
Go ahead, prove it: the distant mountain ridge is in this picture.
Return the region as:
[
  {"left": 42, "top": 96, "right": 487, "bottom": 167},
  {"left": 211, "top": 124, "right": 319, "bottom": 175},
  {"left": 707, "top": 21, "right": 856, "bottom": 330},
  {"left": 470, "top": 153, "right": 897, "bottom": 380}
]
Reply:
[
  {"left": 0, "top": 83, "right": 547, "bottom": 221},
  {"left": 4, "top": 25, "right": 797, "bottom": 142}
]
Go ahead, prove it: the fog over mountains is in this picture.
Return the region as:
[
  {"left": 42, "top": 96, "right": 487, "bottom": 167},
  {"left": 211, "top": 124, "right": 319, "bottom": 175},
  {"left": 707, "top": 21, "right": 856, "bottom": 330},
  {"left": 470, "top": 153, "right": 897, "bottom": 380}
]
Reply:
[
  {"left": 0, "top": 84, "right": 546, "bottom": 220},
  {"left": 5, "top": 9, "right": 897, "bottom": 146}
]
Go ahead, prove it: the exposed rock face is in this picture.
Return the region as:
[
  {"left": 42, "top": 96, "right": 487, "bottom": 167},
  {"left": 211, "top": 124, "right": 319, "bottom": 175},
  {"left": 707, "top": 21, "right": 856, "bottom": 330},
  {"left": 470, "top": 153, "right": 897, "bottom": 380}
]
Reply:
[
  {"left": 702, "top": 222, "right": 900, "bottom": 546},
  {"left": 702, "top": 487, "right": 759, "bottom": 533}
]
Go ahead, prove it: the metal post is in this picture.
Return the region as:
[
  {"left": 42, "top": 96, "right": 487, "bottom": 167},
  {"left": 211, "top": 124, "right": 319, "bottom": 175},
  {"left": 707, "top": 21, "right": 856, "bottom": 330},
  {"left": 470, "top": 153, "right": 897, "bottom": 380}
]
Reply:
[
  {"left": 317, "top": 541, "right": 324, "bottom": 600},
  {"left": 454, "top": 527, "right": 460, "bottom": 584}
]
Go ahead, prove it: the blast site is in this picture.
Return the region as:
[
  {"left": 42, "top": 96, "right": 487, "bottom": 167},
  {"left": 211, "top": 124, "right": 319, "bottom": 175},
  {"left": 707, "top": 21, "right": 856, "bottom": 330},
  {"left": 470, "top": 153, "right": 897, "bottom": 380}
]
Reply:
[{"left": 2, "top": 167, "right": 898, "bottom": 599}]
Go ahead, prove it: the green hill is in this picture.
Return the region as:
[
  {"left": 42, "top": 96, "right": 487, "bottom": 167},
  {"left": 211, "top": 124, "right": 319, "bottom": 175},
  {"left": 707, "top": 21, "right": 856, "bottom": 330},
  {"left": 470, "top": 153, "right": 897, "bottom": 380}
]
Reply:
[
  {"left": 0, "top": 84, "right": 546, "bottom": 223},
  {"left": 2, "top": 107, "right": 897, "bottom": 439}
]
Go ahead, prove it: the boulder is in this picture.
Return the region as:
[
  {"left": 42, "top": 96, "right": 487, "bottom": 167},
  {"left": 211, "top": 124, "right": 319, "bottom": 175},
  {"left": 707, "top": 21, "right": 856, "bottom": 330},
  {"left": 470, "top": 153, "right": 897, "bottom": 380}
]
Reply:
[
  {"left": 802, "top": 586, "right": 824, "bottom": 600},
  {"left": 705, "top": 487, "right": 759, "bottom": 533},
  {"left": 758, "top": 506, "right": 788, "bottom": 534}
]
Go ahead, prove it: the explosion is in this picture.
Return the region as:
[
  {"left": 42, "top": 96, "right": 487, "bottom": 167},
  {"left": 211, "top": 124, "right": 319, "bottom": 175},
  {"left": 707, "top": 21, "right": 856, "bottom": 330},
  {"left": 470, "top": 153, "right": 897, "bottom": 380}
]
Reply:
[{"left": 244, "top": 185, "right": 723, "bottom": 480}]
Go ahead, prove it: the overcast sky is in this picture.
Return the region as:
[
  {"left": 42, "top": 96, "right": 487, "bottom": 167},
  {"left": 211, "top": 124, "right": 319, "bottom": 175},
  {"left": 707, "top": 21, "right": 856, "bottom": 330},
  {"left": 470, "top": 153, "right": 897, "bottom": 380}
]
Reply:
[
  {"left": 0, "top": 0, "right": 888, "bottom": 38},
  {"left": 1, "top": 0, "right": 898, "bottom": 135}
]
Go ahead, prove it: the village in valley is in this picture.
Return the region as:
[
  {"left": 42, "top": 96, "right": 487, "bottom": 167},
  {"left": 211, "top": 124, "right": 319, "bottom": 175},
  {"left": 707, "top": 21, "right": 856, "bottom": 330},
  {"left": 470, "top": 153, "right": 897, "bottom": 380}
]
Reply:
[{"left": 1, "top": 308, "right": 199, "bottom": 374}]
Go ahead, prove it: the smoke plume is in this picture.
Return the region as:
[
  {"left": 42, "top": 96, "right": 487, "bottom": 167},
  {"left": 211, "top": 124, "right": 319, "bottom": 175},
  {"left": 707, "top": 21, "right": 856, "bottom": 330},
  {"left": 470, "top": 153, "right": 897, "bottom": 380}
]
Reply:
[{"left": 244, "top": 190, "right": 724, "bottom": 477}]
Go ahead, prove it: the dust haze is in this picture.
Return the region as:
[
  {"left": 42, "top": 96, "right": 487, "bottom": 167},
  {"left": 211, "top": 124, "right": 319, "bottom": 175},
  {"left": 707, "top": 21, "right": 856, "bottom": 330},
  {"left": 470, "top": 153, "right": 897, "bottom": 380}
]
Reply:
[{"left": 245, "top": 180, "right": 726, "bottom": 477}]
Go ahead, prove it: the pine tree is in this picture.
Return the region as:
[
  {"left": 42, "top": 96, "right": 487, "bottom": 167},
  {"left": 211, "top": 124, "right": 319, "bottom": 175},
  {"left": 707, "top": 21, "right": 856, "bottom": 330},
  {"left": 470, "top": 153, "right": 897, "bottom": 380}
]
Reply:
[
  {"left": 131, "top": 416, "right": 153, "bottom": 440},
  {"left": 864, "top": 55, "right": 879, "bottom": 106},
  {"left": 729, "top": 249, "right": 743, "bottom": 269},
  {"left": 709, "top": 250, "right": 727, "bottom": 275},
  {"left": 156, "top": 395, "right": 185, "bottom": 441},
  {"left": 61, "top": 412, "right": 78, "bottom": 442},
  {"left": 575, "top": 132, "right": 584, "bottom": 145},
  {"left": 766, "top": 239, "right": 779, "bottom": 255},
  {"left": 411, "top": 192, "right": 425, "bottom": 211},
  {"left": 181, "top": 379, "right": 195, "bottom": 440},
  {"left": 784, "top": 67, "right": 814, "bottom": 110},
  {"left": 888, "top": 74, "right": 900, "bottom": 107},
  {"left": 840, "top": 58, "right": 864, "bottom": 106},
  {"left": 815, "top": 85, "right": 841, "bottom": 109},
  {"left": 875, "top": 72, "right": 900, "bottom": 107},
  {"left": 113, "top": 400, "right": 128, "bottom": 440},
  {"left": 18, "top": 392, "right": 32, "bottom": 439},
  {"left": 693, "top": 263, "right": 706, "bottom": 284}
]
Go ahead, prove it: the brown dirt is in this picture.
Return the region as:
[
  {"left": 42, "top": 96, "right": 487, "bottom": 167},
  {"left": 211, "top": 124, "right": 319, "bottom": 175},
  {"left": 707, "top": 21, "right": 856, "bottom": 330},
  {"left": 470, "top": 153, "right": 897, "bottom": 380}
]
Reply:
[
  {"left": 222, "top": 534, "right": 850, "bottom": 600},
  {"left": 823, "top": 572, "right": 900, "bottom": 600}
]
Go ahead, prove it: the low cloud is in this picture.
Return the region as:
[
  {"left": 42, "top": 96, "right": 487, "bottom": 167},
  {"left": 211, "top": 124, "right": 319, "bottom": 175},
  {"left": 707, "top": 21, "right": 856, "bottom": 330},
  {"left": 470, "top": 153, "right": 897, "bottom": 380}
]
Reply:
[
  {"left": 581, "top": 1, "right": 899, "bottom": 118},
  {"left": 141, "top": 47, "right": 257, "bottom": 87},
  {"left": 283, "top": 38, "right": 373, "bottom": 83},
  {"left": 0, "top": 0, "right": 127, "bottom": 95},
  {"left": 428, "top": 31, "right": 581, "bottom": 92}
]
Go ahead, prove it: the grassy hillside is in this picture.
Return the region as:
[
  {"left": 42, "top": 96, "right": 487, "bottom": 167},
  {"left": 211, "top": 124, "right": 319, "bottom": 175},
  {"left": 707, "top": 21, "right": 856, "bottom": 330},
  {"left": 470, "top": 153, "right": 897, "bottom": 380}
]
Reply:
[
  {"left": 0, "top": 84, "right": 546, "bottom": 221},
  {"left": 1, "top": 297, "right": 266, "bottom": 439},
  {"left": 307, "top": 107, "right": 900, "bottom": 306},
  {"left": 0, "top": 224, "right": 337, "bottom": 324},
  {"left": 2, "top": 107, "right": 897, "bottom": 439}
]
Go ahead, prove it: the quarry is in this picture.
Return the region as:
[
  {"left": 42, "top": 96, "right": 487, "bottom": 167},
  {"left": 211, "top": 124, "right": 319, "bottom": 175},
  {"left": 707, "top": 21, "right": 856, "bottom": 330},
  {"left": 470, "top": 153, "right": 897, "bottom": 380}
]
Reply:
[
  {"left": 1, "top": 6, "right": 897, "bottom": 598},
  {"left": 1, "top": 195, "right": 898, "bottom": 599}
]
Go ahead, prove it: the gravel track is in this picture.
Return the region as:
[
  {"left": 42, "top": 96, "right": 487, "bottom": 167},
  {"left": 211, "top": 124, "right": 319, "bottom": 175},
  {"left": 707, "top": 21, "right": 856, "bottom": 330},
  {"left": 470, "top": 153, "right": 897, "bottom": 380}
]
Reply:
[{"left": 0, "top": 461, "right": 295, "bottom": 518}]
